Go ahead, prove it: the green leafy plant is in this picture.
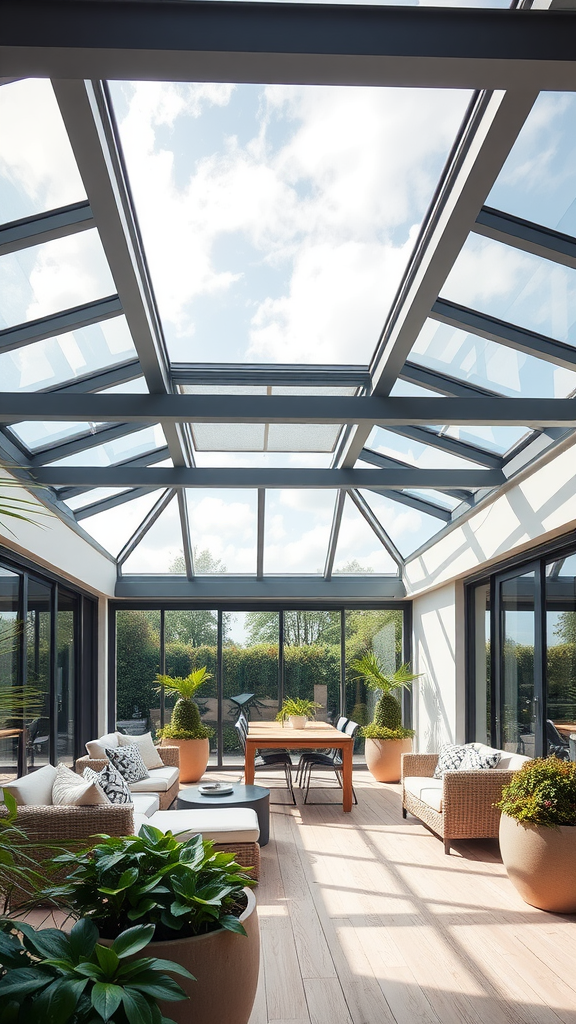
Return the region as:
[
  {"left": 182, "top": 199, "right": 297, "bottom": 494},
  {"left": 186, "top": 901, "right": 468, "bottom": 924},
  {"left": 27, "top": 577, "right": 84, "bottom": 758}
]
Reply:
[
  {"left": 350, "top": 654, "right": 419, "bottom": 740},
  {"left": 276, "top": 697, "right": 322, "bottom": 722},
  {"left": 0, "top": 471, "right": 53, "bottom": 538},
  {"left": 39, "top": 824, "right": 255, "bottom": 942},
  {"left": 155, "top": 668, "right": 214, "bottom": 741},
  {"left": 0, "top": 916, "right": 191, "bottom": 1024},
  {"left": 497, "top": 757, "right": 576, "bottom": 828},
  {"left": 0, "top": 792, "right": 62, "bottom": 912}
]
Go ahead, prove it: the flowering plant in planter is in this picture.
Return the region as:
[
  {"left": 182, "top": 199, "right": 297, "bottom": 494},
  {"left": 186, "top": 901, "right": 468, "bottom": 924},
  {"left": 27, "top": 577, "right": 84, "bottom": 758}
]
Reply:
[{"left": 497, "top": 757, "right": 576, "bottom": 827}]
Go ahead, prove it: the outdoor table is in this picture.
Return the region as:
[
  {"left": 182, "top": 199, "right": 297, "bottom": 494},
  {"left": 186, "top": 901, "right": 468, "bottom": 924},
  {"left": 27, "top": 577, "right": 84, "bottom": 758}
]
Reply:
[
  {"left": 229, "top": 693, "right": 267, "bottom": 719},
  {"left": 0, "top": 727, "right": 26, "bottom": 776},
  {"left": 244, "top": 721, "right": 354, "bottom": 812}
]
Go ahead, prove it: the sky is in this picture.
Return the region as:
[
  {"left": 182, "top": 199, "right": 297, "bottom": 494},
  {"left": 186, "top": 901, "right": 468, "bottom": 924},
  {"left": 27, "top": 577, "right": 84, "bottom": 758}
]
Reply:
[{"left": 1, "top": 79, "right": 576, "bottom": 569}]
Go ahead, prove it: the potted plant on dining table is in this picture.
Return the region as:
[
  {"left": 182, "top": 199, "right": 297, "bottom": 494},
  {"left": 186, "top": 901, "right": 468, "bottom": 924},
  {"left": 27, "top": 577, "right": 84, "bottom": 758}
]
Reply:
[{"left": 276, "top": 697, "right": 322, "bottom": 730}]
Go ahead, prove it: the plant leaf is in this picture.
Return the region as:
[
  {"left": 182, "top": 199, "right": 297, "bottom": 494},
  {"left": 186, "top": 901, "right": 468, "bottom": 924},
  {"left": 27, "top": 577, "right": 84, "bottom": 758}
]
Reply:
[
  {"left": 95, "top": 943, "right": 119, "bottom": 977},
  {"left": 68, "top": 918, "right": 99, "bottom": 964},
  {"left": 112, "top": 924, "right": 155, "bottom": 959},
  {"left": 91, "top": 981, "right": 123, "bottom": 1021},
  {"left": 121, "top": 987, "right": 154, "bottom": 1024}
]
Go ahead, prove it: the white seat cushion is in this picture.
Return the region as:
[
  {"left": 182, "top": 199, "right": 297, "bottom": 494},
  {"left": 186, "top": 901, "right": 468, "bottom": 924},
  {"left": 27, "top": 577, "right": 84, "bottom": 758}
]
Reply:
[
  {"left": 404, "top": 776, "right": 444, "bottom": 814},
  {"left": 128, "top": 765, "right": 179, "bottom": 793},
  {"left": 132, "top": 793, "right": 160, "bottom": 817},
  {"left": 132, "top": 811, "right": 149, "bottom": 835},
  {"left": 4, "top": 764, "right": 58, "bottom": 806},
  {"left": 148, "top": 808, "right": 260, "bottom": 844}
]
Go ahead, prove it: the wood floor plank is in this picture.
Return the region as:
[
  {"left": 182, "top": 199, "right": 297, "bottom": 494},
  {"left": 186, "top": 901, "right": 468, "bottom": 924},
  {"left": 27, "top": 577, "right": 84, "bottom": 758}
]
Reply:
[
  {"left": 304, "top": 978, "right": 353, "bottom": 1024},
  {"left": 260, "top": 916, "right": 310, "bottom": 1022}
]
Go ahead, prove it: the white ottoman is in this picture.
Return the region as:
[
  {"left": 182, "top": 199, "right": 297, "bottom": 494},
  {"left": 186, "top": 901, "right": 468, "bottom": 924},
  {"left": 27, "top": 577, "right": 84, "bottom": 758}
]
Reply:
[{"left": 144, "top": 807, "right": 262, "bottom": 879}]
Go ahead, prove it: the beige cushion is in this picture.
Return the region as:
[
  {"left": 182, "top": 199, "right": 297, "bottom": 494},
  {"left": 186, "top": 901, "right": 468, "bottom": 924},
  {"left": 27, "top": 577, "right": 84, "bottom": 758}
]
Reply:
[
  {"left": 404, "top": 776, "right": 443, "bottom": 813},
  {"left": 128, "top": 765, "right": 179, "bottom": 793},
  {"left": 86, "top": 732, "right": 122, "bottom": 759},
  {"left": 118, "top": 731, "right": 164, "bottom": 770},
  {"left": 470, "top": 743, "right": 531, "bottom": 771},
  {"left": 132, "top": 811, "right": 149, "bottom": 835},
  {"left": 4, "top": 764, "right": 58, "bottom": 806},
  {"left": 52, "top": 763, "right": 109, "bottom": 806},
  {"left": 132, "top": 793, "right": 160, "bottom": 817},
  {"left": 148, "top": 808, "right": 260, "bottom": 844}
]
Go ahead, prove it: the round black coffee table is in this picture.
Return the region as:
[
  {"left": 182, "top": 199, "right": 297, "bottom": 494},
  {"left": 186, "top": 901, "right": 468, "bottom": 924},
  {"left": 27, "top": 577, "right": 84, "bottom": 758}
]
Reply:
[{"left": 176, "top": 784, "right": 270, "bottom": 846}]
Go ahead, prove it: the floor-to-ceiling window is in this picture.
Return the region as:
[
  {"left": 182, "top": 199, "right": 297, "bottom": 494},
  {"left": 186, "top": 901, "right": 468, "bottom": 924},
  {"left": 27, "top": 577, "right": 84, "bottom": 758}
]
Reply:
[
  {"left": 467, "top": 535, "right": 576, "bottom": 759},
  {"left": 0, "top": 549, "right": 97, "bottom": 774},
  {"left": 113, "top": 603, "right": 411, "bottom": 768}
]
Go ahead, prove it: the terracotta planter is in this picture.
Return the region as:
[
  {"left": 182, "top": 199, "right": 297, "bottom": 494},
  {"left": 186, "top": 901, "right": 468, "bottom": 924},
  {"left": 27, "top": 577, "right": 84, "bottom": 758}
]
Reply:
[
  {"left": 140, "top": 888, "right": 259, "bottom": 1024},
  {"left": 365, "top": 736, "right": 413, "bottom": 783},
  {"left": 288, "top": 715, "right": 307, "bottom": 730},
  {"left": 499, "top": 813, "right": 576, "bottom": 913},
  {"left": 162, "top": 737, "right": 210, "bottom": 783}
]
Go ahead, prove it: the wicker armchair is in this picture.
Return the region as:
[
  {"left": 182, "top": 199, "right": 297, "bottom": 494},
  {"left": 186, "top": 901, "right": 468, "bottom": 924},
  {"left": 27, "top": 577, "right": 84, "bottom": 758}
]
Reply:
[
  {"left": 401, "top": 751, "right": 522, "bottom": 855},
  {"left": 75, "top": 745, "right": 180, "bottom": 809}
]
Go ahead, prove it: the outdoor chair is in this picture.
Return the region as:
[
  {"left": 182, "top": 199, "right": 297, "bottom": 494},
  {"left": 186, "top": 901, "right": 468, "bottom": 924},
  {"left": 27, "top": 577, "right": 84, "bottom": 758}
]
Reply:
[
  {"left": 300, "top": 719, "right": 359, "bottom": 805},
  {"left": 235, "top": 713, "right": 296, "bottom": 805},
  {"left": 546, "top": 719, "right": 570, "bottom": 760},
  {"left": 295, "top": 716, "right": 348, "bottom": 786}
]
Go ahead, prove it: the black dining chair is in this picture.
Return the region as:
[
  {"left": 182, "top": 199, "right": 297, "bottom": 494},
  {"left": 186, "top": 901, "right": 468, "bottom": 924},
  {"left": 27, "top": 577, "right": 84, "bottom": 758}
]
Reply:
[
  {"left": 235, "top": 713, "right": 296, "bottom": 805},
  {"left": 295, "top": 716, "right": 349, "bottom": 786},
  {"left": 301, "top": 719, "right": 359, "bottom": 805}
]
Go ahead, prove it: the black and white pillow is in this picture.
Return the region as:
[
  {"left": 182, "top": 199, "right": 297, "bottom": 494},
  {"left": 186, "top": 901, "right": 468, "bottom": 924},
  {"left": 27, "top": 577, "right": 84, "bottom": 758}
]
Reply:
[
  {"left": 433, "top": 743, "right": 468, "bottom": 779},
  {"left": 83, "top": 764, "right": 132, "bottom": 805},
  {"left": 105, "top": 744, "right": 150, "bottom": 785},
  {"left": 458, "top": 747, "right": 502, "bottom": 771}
]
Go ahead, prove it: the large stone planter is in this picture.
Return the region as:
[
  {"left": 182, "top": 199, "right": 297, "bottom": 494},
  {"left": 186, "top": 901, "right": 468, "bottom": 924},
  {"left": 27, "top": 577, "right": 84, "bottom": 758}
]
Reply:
[
  {"left": 163, "top": 737, "right": 210, "bottom": 783},
  {"left": 499, "top": 812, "right": 576, "bottom": 912},
  {"left": 365, "top": 736, "right": 413, "bottom": 783}
]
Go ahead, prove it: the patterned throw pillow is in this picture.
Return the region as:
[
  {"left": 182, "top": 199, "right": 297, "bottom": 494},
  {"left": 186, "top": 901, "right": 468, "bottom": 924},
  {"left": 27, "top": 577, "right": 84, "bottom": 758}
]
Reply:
[
  {"left": 105, "top": 744, "right": 150, "bottom": 785},
  {"left": 433, "top": 743, "right": 468, "bottom": 779},
  {"left": 84, "top": 764, "right": 132, "bottom": 804},
  {"left": 458, "top": 748, "right": 502, "bottom": 771}
]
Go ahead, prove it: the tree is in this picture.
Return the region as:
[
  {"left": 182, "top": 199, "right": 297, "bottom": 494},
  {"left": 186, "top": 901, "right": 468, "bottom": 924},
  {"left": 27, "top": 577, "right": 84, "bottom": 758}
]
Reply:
[
  {"left": 334, "top": 559, "right": 374, "bottom": 574},
  {"left": 245, "top": 610, "right": 340, "bottom": 646},
  {"left": 169, "top": 549, "right": 226, "bottom": 575}
]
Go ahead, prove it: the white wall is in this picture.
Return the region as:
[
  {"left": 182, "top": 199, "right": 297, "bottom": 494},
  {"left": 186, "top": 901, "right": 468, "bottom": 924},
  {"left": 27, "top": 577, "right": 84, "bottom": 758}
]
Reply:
[
  {"left": 404, "top": 436, "right": 576, "bottom": 598},
  {"left": 0, "top": 476, "right": 116, "bottom": 598},
  {"left": 411, "top": 581, "right": 466, "bottom": 752}
]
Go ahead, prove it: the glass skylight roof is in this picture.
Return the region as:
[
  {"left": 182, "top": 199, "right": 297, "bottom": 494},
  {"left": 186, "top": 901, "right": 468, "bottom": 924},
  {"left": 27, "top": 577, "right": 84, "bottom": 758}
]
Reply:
[
  {"left": 3, "top": 52, "right": 575, "bottom": 580},
  {"left": 109, "top": 82, "right": 471, "bottom": 364}
]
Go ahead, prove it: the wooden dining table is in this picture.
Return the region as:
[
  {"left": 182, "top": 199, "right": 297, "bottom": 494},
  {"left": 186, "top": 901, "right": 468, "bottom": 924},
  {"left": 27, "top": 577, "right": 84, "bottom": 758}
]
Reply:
[{"left": 244, "top": 720, "right": 355, "bottom": 811}]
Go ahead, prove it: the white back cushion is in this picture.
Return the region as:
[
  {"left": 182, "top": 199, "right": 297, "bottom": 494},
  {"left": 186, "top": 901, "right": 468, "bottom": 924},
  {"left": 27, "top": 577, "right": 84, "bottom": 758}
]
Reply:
[
  {"left": 118, "top": 731, "right": 163, "bottom": 770},
  {"left": 86, "top": 731, "right": 122, "bottom": 759},
  {"left": 4, "top": 764, "right": 58, "bottom": 806},
  {"left": 52, "top": 763, "right": 109, "bottom": 806}
]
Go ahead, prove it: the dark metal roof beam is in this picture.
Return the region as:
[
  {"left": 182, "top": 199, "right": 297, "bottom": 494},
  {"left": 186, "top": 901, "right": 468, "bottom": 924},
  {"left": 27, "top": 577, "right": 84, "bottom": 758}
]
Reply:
[
  {"left": 55, "top": 445, "right": 171, "bottom": 501},
  {"left": 32, "top": 466, "right": 504, "bottom": 490},
  {"left": 4, "top": 3, "right": 576, "bottom": 89},
  {"left": 74, "top": 486, "right": 159, "bottom": 520},
  {"left": 324, "top": 490, "right": 346, "bottom": 580},
  {"left": 173, "top": 363, "right": 370, "bottom": 389},
  {"left": 400, "top": 360, "right": 501, "bottom": 398},
  {"left": 432, "top": 297, "right": 576, "bottom": 371},
  {"left": 348, "top": 490, "right": 404, "bottom": 568},
  {"left": 0, "top": 295, "right": 122, "bottom": 355},
  {"left": 45, "top": 358, "right": 142, "bottom": 395},
  {"left": 115, "top": 573, "right": 406, "bottom": 601},
  {"left": 364, "top": 488, "right": 451, "bottom": 522},
  {"left": 358, "top": 447, "right": 471, "bottom": 502},
  {"left": 256, "top": 489, "right": 265, "bottom": 579},
  {"left": 178, "top": 490, "right": 195, "bottom": 580},
  {"left": 473, "top": 205, "right": 576, "bottom": 270},
  {"left": 1, "top": 393, "right": 575, "bottom": 427},
  {"left": 117, "top": 489, "right": 176, "bottom": 567},
  {"left": 0, "top": 201, "right": 94, "bottom": 257},
  {"left": 383, "top": 425, "right": 504, "bottom": 469}
]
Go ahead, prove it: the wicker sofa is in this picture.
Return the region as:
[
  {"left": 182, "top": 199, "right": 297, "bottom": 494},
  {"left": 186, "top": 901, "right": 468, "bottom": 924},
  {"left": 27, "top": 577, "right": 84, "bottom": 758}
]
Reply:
[
  {"left": 401, "top": 743, "right": 530, "bottom": 854},
  {"left": 75, "top": 745, "right": 180, "bottom": 810}
]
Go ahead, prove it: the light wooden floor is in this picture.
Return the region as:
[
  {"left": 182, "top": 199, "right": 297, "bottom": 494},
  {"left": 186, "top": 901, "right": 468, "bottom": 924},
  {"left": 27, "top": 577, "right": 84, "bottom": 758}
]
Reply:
[{"left": 247, "top": 769, "right": 576, "bottom": 1024}]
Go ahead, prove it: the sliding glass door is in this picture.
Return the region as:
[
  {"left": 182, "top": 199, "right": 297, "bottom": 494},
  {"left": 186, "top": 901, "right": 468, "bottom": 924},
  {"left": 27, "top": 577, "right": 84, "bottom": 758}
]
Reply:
[{"left": 499, "top": 569, "right": 539, "bottom": 758}]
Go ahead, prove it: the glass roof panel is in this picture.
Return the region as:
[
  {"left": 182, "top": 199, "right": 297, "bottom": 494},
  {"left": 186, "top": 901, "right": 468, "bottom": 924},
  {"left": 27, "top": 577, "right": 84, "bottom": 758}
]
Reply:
[
  {"left": 191, "top": 422, "right": 342, "bottom": 452},
  {"left": 360, "top": 490, "right": 444, "bottom": 557},
  {"left": 425, "top": 424, "right": 528, "bottom": 456},
  {"left": 365, "top": 427, "right": 483, "bottom": 469},
  {"left": 441, "top": 235, "right": 576, "bottom": 346},
  {"left": 45, "top": 426, "right": 167, "bottom": 467},
  {"left": 80, "top": 491, "right": 166, "bottom": 557},
  {"left": 0, "top": 316, "right": 137, "bottom": 392},
  {"left": 0, "top": 230, "right": 116, "bottom": 330},
  {"left": 409, "top": 317, "right": 576, "bottom": 398},
  {"left": 403, "top": 489, "right": 461, "bottom": 512},
  {"left": 120, "top": 495, "right": 182, "bottom": 573},
  {"left": 65, "top": 487, "right": 131, "bottom": 512},
  {"left": 488, "top": 93, "right": 576, "bottom": 237},
  {"left": 186, "top": 489, "right": 258, "bottom": 573},
  {"left": 333, "top": 496, "right": 397, "bottom": 574},
  {"left": 9, "top": 421, "right": 115, "bottom": 452},
  {"left": 193, "top": 451, "right": 333, "bottom": 468},
  {"left": 264, "top": 489, "right": 336, "bottom": 573},
  {"left": 0, "top": 79, "right": 86, "bottom": 223},
  {"left": 110, "top": 81, "right": 471, "bottom": 364}
]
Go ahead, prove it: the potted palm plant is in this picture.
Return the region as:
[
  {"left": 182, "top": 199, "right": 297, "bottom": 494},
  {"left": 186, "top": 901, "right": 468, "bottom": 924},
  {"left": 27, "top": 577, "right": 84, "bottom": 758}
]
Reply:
[
  {"left": 276, "top": 697, "right": 322, "bottom": 730},
  {"left": 351, "top": 655, "right": 419, "bottom": 782},
  {"left": 39, "top": 824, "right": 259, "bottom": 1024},
  {"left": 0, "top": 916, "right": 191, "bottom": 1023},
  {"left": 497, "top": 757, "right": 576, "bottom": 912},
  {"left": 155, "top": 667, "right": 214, "bottom": 782}
]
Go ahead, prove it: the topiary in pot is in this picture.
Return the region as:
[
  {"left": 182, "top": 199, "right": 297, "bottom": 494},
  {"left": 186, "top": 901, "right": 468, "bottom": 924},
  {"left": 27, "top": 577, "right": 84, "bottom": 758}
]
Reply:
[
  {"left": 155, "top": 668, "right": 214, "bottom": 782},
  {"left": 496, "top": 756, "right": 576, "bottom": 912},
  {"left": 350, "top": 655, "right": 419, "bottom": 783}
]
